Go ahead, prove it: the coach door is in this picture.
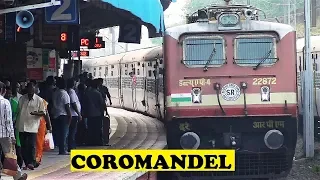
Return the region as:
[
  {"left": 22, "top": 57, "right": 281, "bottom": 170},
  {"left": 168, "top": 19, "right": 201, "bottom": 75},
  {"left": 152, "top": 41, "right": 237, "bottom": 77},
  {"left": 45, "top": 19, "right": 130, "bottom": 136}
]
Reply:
[
  {"left": 118, "top": 63, "right": 124, "bottom": 107},
  {"left": 141, "top": 62, "right": 149, "bottom": 112}
]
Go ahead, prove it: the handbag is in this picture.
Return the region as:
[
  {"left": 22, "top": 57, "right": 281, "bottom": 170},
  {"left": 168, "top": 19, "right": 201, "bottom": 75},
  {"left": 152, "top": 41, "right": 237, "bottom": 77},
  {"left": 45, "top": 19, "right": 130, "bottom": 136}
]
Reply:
[
  {"left": 44, "top": 132, "right": 54, "bottom": 150},
  {"left": 2, "top": 144, "right": 18, "bottom": 176}
]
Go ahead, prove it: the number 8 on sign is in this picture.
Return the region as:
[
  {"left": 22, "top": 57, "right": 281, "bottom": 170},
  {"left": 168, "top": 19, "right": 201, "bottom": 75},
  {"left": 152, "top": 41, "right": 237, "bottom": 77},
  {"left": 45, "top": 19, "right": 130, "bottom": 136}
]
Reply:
[{"left": 61, "top": 33, "right": 67, "bottom": 42}]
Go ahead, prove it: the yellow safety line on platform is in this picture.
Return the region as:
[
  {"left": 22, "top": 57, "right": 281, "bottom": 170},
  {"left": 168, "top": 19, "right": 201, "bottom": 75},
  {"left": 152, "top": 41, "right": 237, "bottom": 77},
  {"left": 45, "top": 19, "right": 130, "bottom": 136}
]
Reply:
[
  {"left": 27, "top": 116, "right": 118, "bottom": 179},
  {"left": 27, "top": 159, "right": 70, "bottom": 180}
]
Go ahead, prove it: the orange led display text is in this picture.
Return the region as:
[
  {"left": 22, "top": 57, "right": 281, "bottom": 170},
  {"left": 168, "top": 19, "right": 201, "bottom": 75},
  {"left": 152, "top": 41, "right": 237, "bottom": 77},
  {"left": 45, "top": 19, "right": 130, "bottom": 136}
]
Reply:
[
  {"left": 80, "top": 37, "right": 104, "bottom": 49},
  {"left": 80, "top": 38, "right": 90, "bottom": 46},
  {"left": 80, "top": 51, "right": 89, "bottom": 56},
  {"left": 61, "top": 33, "right": 67, "bottom": 42}
]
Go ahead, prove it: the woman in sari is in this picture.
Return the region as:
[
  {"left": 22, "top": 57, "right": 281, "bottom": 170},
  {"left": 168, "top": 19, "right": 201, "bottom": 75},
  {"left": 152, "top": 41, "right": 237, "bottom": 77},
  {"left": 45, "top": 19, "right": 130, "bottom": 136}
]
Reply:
[{"left": 35, "top": 96, "right": 52, "bottom": 167}]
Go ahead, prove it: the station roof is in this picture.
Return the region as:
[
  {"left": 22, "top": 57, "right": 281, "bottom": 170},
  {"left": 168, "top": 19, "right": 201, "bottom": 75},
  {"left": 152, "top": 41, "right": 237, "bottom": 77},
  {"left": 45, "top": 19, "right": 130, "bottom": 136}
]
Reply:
[{"left": 80, "top": 0, "right": 176, "bottom": 37}]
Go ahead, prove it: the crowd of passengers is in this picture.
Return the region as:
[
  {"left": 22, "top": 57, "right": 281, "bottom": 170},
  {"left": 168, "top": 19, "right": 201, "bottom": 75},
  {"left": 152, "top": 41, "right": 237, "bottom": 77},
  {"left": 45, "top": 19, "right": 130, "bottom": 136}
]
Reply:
[{"left": 0, "top": 72, "right": 112, "bottom": 180}]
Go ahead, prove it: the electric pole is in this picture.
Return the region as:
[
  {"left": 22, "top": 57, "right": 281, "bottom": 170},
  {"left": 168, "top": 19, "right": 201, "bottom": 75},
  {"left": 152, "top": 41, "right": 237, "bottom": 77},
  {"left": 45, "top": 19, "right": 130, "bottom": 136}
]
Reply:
[
  {"left": 287, "top": 0, "right": 291, "bottom": 25},
  {"left": 303, "top": 0, "right": 315, "bottom": 158},
  {"left": 293, "top": 0, "right": 297, "bottom": 29},
  {"left": 311, "top": 0, "right": 317, "bottom": 27}
]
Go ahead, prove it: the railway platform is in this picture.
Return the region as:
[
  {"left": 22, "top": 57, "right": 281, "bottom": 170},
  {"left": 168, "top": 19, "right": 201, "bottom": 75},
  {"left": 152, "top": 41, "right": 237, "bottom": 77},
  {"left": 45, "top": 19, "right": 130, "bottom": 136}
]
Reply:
[{"left": 1, "top": 107, "right": 166, "bottom": 180}]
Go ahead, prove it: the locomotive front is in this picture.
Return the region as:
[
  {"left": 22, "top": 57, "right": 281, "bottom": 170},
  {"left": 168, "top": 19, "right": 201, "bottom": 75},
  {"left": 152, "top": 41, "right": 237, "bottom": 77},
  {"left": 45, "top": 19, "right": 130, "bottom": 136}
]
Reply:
[{"left": 163, "top": 2, "right": 297, "bottom": 179}]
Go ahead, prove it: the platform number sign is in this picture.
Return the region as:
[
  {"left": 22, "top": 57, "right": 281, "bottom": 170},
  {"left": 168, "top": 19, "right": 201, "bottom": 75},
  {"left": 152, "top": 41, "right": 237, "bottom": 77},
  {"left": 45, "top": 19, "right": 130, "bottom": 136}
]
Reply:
[
  {"left": 118, "top": 20, "right": 141, "bottom": 44},
  {"left": 45, "top": 0, "right": 79, "bottom": 24}
]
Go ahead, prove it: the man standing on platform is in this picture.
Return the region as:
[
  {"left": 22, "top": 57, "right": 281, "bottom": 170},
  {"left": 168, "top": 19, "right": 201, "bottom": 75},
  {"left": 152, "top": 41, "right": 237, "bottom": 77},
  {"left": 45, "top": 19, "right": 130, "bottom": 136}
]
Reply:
[
  {"left": 83, "top": 79, "right": 106, "bottom": 146},
  {"left": 16, "top": 82, "right": 45, "bottom": 170},
  {"left": 52, "top": 78, "right": 72, "bottom": 155},
  {"left": 97, "top": 78, "right": 112, "bottom": 106},
  {"left": 66, "top": 79, "right": 82, "bottom": 152}
]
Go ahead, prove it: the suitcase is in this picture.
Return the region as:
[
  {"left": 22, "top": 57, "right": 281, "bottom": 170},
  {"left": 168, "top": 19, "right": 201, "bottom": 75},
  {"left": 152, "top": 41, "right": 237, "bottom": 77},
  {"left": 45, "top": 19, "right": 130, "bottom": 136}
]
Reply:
[{"left": 103, "top": 116, "right": 111, "bottom": 145}]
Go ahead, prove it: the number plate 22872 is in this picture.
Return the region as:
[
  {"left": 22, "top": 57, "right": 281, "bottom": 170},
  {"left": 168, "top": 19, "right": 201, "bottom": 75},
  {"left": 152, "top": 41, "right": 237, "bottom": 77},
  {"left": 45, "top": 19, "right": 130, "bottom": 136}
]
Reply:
[{"left": 252, "top": 77, "right": 276, "bottom": 85}]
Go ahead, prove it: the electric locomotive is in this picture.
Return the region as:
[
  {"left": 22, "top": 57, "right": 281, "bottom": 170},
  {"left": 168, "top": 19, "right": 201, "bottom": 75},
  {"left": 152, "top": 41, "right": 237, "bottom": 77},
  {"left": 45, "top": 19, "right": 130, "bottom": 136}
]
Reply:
[{"left": 164, "top": 0, "right": 297, "bottom": 179}]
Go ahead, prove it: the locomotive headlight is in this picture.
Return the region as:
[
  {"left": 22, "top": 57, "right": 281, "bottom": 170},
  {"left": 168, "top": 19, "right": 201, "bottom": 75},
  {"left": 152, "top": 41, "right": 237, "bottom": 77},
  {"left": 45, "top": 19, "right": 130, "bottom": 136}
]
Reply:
[
  {"left": 261, "top": 86, "right": 270, "bottom": 102},
  {"left": 180, "top": 132, "right": 201, "bottom": 149},
  {"left": 264, "top": 129, "right": 284, "bottom": 150},
  {"left": 213, "top": 83, "right": 221, "bottom": 90},
  {"left": 191, "top": 87, "right": 202, "bottom": 103},
  {"left": 240, "top": 82, "right": 247, "bottom": 89}
]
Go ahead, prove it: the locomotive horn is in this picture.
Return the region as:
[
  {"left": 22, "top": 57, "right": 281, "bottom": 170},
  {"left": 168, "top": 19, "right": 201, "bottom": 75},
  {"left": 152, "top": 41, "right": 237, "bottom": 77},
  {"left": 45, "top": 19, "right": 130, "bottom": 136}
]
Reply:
[
  {"left": 244, "top": 9, "right": 253, "bottom": 18},
  {"left": 16, "top": 10, "right": 34, "bottom": 28}
]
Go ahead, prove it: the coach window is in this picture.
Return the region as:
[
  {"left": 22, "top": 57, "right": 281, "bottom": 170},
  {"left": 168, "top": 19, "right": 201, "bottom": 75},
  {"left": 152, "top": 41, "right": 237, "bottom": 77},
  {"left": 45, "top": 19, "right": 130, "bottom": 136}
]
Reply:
[
  {"left": 105, "top": 67, "right": 108, "bottom": 76},
  {"left": 234, "top": 35, "right": 278, "bottom": 67},
  {"left": 182, "top": 36, "right": 225, "bottom": 67},
  {"left": 159, "top": 68, "right": 164, "bottom": 75}
]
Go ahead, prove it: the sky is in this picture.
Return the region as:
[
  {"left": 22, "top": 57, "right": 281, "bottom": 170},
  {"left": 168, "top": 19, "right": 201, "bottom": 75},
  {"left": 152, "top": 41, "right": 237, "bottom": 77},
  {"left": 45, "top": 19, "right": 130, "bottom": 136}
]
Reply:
[{"left": 164, "top": 0, "right": 187, "bottom": 28}]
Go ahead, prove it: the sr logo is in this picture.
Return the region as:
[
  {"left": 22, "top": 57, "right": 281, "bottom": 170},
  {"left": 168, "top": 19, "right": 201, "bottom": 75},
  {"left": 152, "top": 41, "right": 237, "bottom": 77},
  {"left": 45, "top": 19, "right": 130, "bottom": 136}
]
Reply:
[{"left": 221, "top": 83, "right": 241, "bottom": 101}]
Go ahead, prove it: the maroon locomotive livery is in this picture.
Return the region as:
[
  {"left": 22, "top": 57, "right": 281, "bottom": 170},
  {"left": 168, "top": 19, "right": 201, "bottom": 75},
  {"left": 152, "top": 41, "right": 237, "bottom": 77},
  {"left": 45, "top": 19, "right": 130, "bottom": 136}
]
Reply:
[{"left": 163, "top": 1, "right": 297, "bottom": 180}]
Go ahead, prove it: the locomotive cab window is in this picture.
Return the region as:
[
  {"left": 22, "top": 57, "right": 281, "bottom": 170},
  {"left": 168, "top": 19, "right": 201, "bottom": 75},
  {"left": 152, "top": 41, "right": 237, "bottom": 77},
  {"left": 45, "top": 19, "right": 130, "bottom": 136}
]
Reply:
[
  {"left": 182, "top": 36, "right": 225, "bottom": 67},
  {"left": 234, "top": 35, "right": 278, "bottom": 67}
]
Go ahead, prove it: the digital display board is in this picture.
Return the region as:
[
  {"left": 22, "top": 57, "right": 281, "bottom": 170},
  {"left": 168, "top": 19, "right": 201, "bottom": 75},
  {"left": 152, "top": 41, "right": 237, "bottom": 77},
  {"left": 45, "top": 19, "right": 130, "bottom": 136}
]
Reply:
[
  {"left": 60, "top": 33, "right": 105, "bottom": 49},
  {"left": 80, "top": 36, "right": 105, "bottom": 49},
  {"left": 80, "top": 51, "right": 89, "bottom": 57}
]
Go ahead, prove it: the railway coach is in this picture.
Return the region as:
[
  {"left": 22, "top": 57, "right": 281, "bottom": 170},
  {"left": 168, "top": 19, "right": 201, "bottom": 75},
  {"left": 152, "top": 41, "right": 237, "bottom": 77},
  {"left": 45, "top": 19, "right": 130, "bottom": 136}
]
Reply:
[
  {"left": 82, "top": 46, "right": 165, "bottom": 119},
  {"left": 297, "top": 36, "right": 320, "bottom": 139}
]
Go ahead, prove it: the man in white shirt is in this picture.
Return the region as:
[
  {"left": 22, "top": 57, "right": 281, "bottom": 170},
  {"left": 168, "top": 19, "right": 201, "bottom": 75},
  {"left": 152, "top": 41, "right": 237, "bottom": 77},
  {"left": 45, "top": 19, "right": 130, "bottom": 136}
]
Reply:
[
  {"left": 0, "top": 82, "right": 27, "bottom": 180},
  {"left": 52, "top": 78, "right": 72, "bottom": 155},
  {"left": 16, "top": 82, "right": 45, "bottom": 170},
  {"left": 66, "top": 79, "right": 82, "bottom": 152}
]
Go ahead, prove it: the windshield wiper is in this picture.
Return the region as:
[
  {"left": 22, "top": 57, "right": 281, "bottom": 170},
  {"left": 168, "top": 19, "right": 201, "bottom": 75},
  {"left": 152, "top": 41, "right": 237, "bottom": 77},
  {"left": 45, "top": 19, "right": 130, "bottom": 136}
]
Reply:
[
  {"left": 203, "top": 45, "right": 216, "bottom": 72},
  {"left": 253, "top": 50, "right": 272, "bottom": 70}
]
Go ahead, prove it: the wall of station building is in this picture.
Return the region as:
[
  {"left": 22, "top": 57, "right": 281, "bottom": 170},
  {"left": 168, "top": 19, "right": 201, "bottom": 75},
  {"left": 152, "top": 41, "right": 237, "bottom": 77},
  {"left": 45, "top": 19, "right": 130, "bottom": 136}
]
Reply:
[
  {"left": 0, "top": 8, "right": 63, "bottom": 82},
  {"left": 0, "top": 42, "right": 27, "bottom": 81},
  {"left": 1, "top": 24, "right": 156, "bottom": 82},
  {"left": 0, "top": 40, "right": 60, "bottom": 82},
  {"left": 26, "top": 45, "right": 59, "bottom": 81}
]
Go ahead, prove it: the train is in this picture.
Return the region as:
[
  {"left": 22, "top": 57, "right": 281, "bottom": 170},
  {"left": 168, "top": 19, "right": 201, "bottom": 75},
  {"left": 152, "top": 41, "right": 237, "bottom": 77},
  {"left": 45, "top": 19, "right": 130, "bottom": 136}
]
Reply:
[
  {"left": 83, "top": 1, "right": 298, "bottom": 179},
  {"left": 82, "top": 46, "right": 165, "bottom": 119},
  {"left": 297, "top": 36, "right": 320, "bottom": 138}
]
